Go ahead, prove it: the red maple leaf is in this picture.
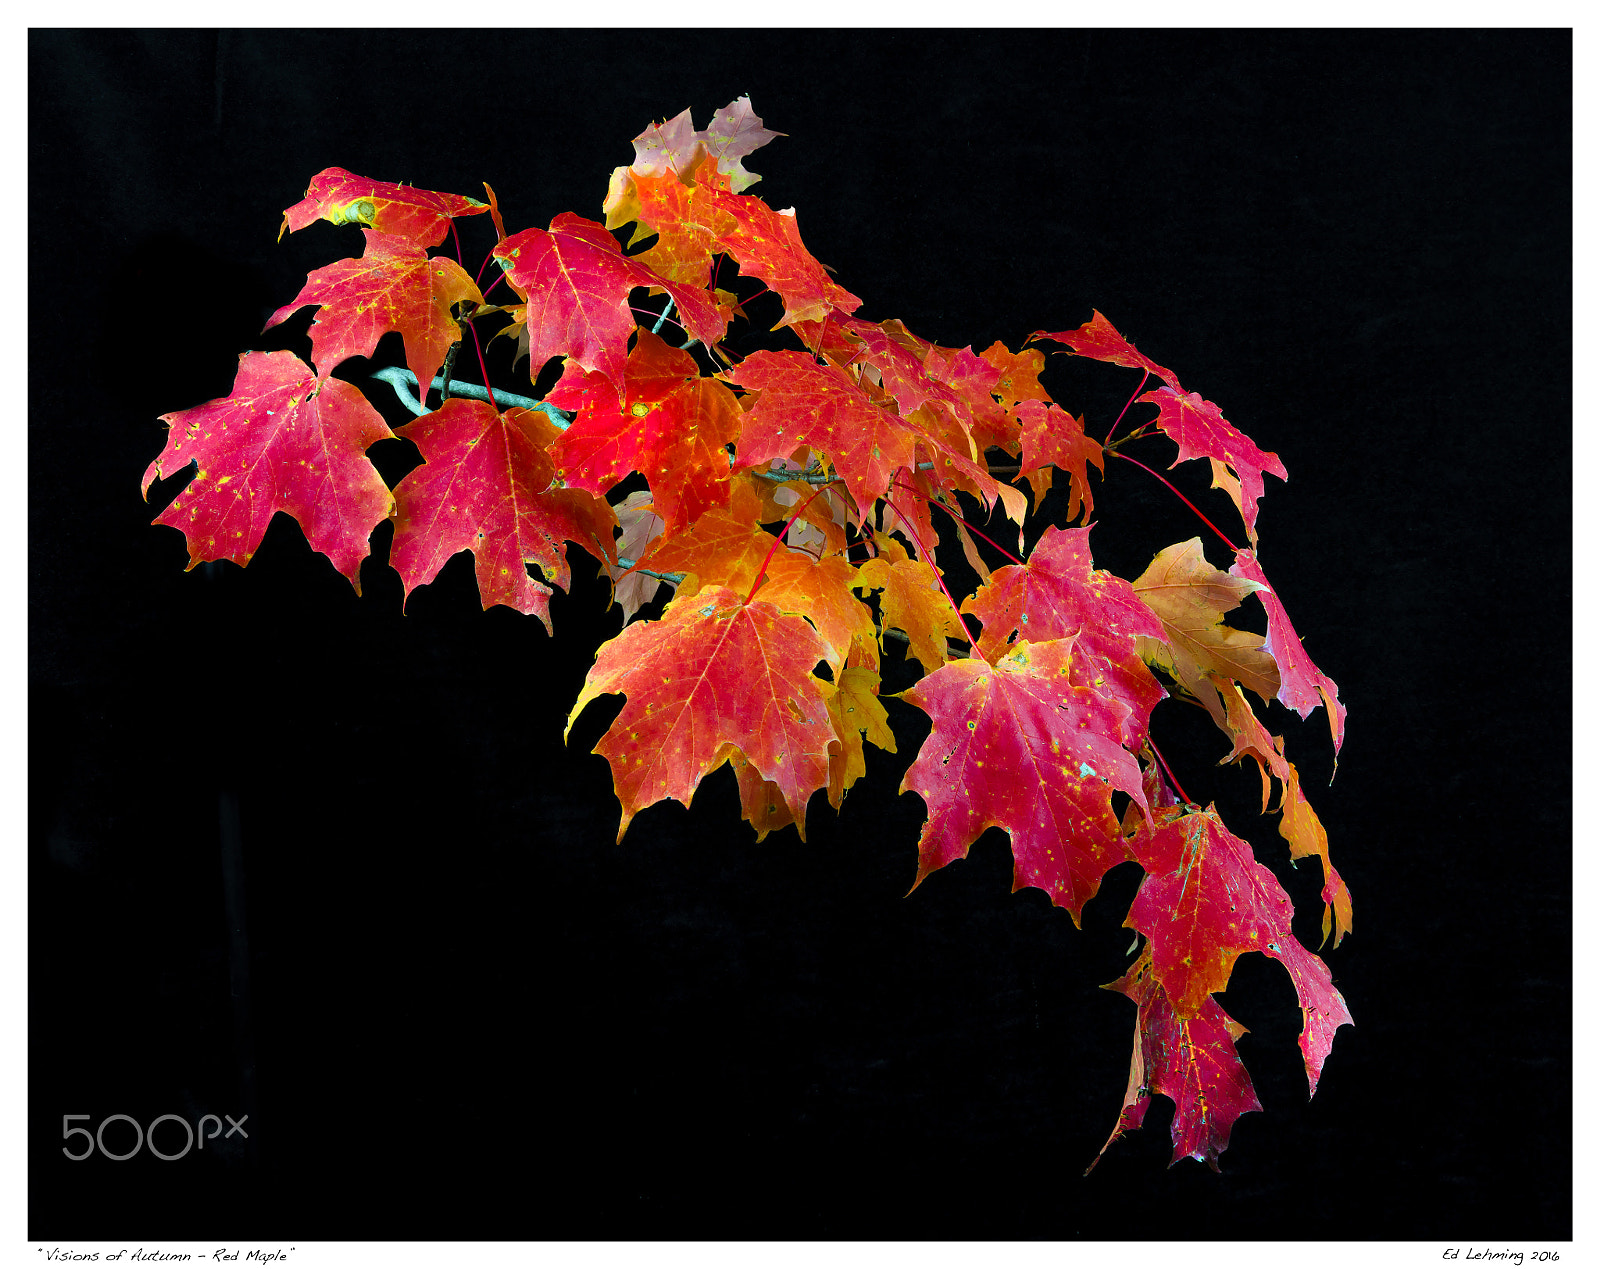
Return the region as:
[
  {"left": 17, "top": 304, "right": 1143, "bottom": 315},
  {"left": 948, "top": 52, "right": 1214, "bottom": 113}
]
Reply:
[
  {"left": 922, "top": 339, "right": 1018, "bottom": 454},
  {"left": 834, "top": 316, "right": 981, "bottom": 441},
  {"left": 279, "top": 167, "right": 488, "bottom": 247},
  {"left": 142, "top": 349, "right": 394, "bottom": 589},
  {"left": 263, "top": 229, "right": 483, "bottom": 394},
  {"left": 387, "top": 398, "right": 615, "bottom": 631},
  {"left": 698, "top": 186, "right": 861, "bottom": 326},
  {"left": 1138, "top": 386, "right": 1287, "bottom": 544},
  {"left": 1091, "top": 947, "right": 1262, "bottom": 1172},
  {"left": 544, "top": 330, "right": 743, "bottom": 534},
  {"left": 899, "top": 639, "right": 1147, "bottom": 921},
  {"left": 1126, "top": 806, "right": 1291, "bottom": 1016},
  {"left": 1029, "top": 310, "right": 1183, "bottom": 390},
  {"left": 731, "top": 349, "right": 920, "bottom": 512},
  {"left": 1126, "top": 805, "right": 1352, "bottom": 1093},
  {"left": 1229, "top": 549, "right": 1347, "bottom": 757},
  {"left": 1213, "top": 681, "right": 1352, "bottom": 948},
  {"left": 567, "top": 585, "right": 837, "bottom": 842},
  {"left": 961, "top": 525, "right": 1166, "bottom": 750},
  {"left": 1014, "top": 400, "right": 1104, "bottom": 522},
  {"left": 490, "top": 213, "right": 724, "bottom": 387}
]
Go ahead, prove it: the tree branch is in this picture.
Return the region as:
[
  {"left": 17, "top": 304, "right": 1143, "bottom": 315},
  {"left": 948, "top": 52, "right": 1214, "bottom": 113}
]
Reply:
[{"left": 369, "top": 367, "right": 572, "bottom": 428}]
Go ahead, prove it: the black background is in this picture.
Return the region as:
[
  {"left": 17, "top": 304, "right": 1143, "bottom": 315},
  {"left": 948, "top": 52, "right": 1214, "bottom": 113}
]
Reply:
[{"left": 30, "top": 29, "right": 1570, "bottom": 1241}]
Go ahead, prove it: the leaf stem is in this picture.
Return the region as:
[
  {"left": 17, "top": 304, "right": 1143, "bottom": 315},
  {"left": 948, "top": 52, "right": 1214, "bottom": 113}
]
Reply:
[
  {"left": 1146, "top": 737, "right": 1193, "bottom": 806},
  {"left": 462, "top": 309, "right": 498, "bottom": 411},
  {"left": 891, "top": 478, "right": 1024, "bottom": 567},
  {"left": 1110, "top": 451, "right": 1240, "bottom": 553},
  {"left": 633, "top": 303, "right": 686, "bottom": 337},
  {"left": 1102, "top": 369, "right": 1148, "bottom": 448},
  {"left": 745, "top": 485, "right": 830, "bottom": 604}
]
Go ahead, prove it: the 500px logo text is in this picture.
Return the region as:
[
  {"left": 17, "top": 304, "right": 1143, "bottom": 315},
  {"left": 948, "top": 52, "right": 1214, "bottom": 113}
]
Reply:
[{"left": 61, "top": 1113, "right": 249, "bottom": 1161}]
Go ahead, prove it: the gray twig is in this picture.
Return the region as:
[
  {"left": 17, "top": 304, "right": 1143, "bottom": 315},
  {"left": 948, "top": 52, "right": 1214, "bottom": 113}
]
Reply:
[{"left": 370, "top": 367, "right": 572, "bottom": 428}]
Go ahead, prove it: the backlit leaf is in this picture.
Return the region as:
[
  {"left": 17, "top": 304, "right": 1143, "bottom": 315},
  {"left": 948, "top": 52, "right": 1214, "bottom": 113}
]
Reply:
[
  {"left": 568, "top": 585, "right": 836, "bottom": 841},
  {"left": 143, "top": 349, "right": 393, "bottom": 590},
  {"left": 279, "top": 166, "right": 487, "bottom": 247}
]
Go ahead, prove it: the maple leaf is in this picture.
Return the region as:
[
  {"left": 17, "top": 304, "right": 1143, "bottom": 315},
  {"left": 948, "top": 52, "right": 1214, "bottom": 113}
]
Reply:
[
  {"left": 979, "top": 340, "right": 1053, "bottom": 412},
  {"left": 1265, "top": 927, "right": 1355, "bottom": 1096},
  {"left": 642, "top": 500, "right": 872, "bottom": 681},
  {"left": 697, "top": 189, "right": 861, "bottom": 326},
  {"left": 1126, "top": 804, "right": 1353, "bottom": 1093},
  {"left": 490, "top": 213, "right": 724, "bottom": 387},
  {"left": 607, "top": 490, "right": 667, "bottom": 623},
  {"left": 635, "top": 476, "right": 778, "bottom": 594},
  {"left": 1282, "top": 762, "right": 1353, "bottom": 950},
  {"left": 1091, "top": 947, "right": 1262, "bottom": 1172},
  {"left": 721, "top": 744, "right": 798, "bottom": 841},
  {"left": 1014, "top": 400, "right": 1103, "bottom": 522},
  {"left": 1132, "top": 538, "right": 1281, "bottom": 719},
  {"left": 544, "top": 330, "right": 742, "bottom": 534},
  {"left": 567, "top": 585, "right": 837, "bottom": 842},
  {"left": 961, "top": 525, "right": 1166, "bottom": 751},
  {"left": 1029, "top": 310, "right": 1183, "bottom": 391},
  {"left": 622, "top": 97, "right": 781, "bottom": 195},
  {"left": 1030, "top": 314, "right": 1285, "bottom": 543},
  {"left": 824, "top": 659, "right": 896, "bottom": 808},
  {"left": 854, "top": 539, "right": 968, "bottom": 673},
  {"left": 263, "top": 229, "right": 483, "bottom": 395},
  {"left": 699, "top": 95, "right": 783, "bottom": 192},
  {"left": 919, "top": 410, "right": 1030, "bottom": 528},
  {"left": 142, "top": 349, "right": 394, "bottom": 590},
  {"left": 922, "top": 339, "right": 1019, "bottom": 454},
  {"left": 750, "top": 553, "right": 879, "bottom": 677},
  {"left": 827, "top": 321, "right": 1028, "bottom": 523},
  {"left": 606, "top": 144, "right": 856, "bottom": 328},
  {"left": 834, "top": 316, "right": 982, "bottom": 440},
  {"left": 1138, "top": 387, "right": 1287, "bottom": 546},
  {"left": 616, "top": 166, "right": 729, "bottom": 288},
  {"left": 279, "top": 167, "right": 487, "bottom": 247},
  {"left": 1125, "top": 805, "right": 1290, "bottom": 1017},
  {"left": 899, "top": 639, "right": 1146, "bottom": 921},
  {"left": 387, "top": 398, "right": 615, "bottom": 632},
  {"left": 628, "top": 107, "right": 706, "bottom": 182},
  {"left": 1215, "top": 682, "right": 1352, "bottom": 948},
  {"left": 1229, "top": 549, "right": 1347, "bottom": 757},
  {"left": 732, "top": 349, "right": 920, "bottom": 512}
]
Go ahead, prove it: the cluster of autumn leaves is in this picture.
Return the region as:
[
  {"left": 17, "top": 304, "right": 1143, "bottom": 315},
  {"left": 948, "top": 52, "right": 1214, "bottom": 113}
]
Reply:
[{"left": 143, "top": 98, "right": 1349, "bottom": 1171}]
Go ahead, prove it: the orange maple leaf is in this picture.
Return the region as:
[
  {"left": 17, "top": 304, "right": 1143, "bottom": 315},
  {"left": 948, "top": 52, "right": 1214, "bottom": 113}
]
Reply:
[{"left": 567, "top": 585, "right": 837, "bottom": 842}]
